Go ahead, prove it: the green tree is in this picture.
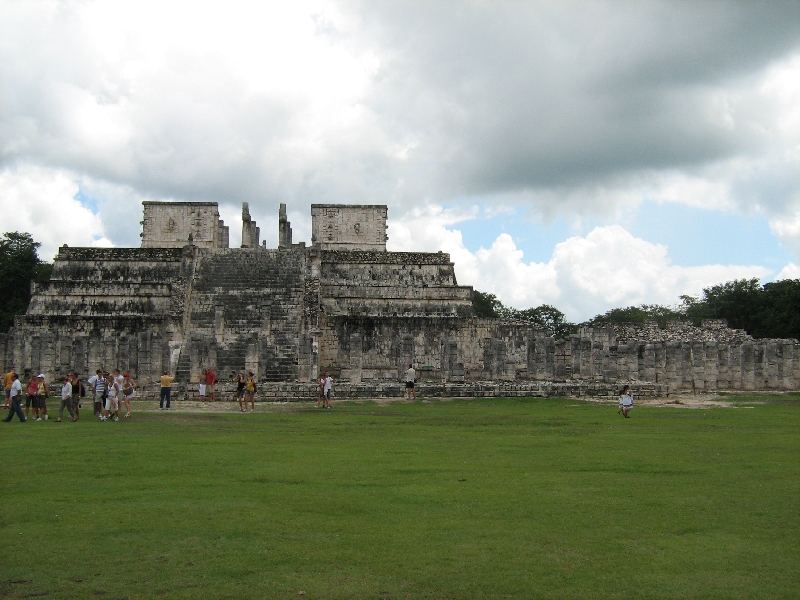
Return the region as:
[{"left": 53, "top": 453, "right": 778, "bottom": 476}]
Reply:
[
  {"left": 511, "top": 304, "right": 578, "bottom": 338},
  {"left": 0, "top": 232, "right": 52, "bottom": 332},
  {"left": 472, "top": 290, "right": 503, "bottom": 318},
  {"left": 585, "top": 304, "right": 684, "bottom": 329}
]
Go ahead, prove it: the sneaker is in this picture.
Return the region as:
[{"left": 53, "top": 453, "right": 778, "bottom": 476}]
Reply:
[
  {"left": 99, "top": 416, "right": 106, "bottom": 421},
  {"left": 113, "top": 416, "right": 119, "bottom": 422},
  {"left": 249, "top": 409, "right": 254, "bottom": 412},
  {"left": 36, "top": 417, "right": 42, "bottom": 421},
  {"left": 44, "top": 415, "right": 48, "bottom": 420},
  {"left": 159, "top": 407, "right": 163, "bottom": 410}
]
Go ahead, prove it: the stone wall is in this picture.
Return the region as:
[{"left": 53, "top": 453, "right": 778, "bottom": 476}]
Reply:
[
  {"left": 3, "top": 202, "right": 799, "bottom": 397},
  {"left": 311, "top": 204, "right": 388, "bottom": 251},
  {"left": 141, "top": 201, "right": 229, "bottom": 249}
]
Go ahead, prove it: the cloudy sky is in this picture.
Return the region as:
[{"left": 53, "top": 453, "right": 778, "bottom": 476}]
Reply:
[{"left": 2, "top": 1, "right": 800, "bottom": 321}]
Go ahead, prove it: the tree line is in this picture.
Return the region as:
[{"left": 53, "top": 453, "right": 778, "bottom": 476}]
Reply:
[
  {"left": 2, "top": 231, "right": 799, "bottom": 341},
  {"left": 473, "top": 278, "right": 800, "bottom": 340}
]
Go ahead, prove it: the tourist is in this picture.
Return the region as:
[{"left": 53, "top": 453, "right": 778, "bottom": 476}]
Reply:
[
  {"left": 3, "top": 367, "right": 15, "bottom": 409},
  {"left": 198, "top": 368, "right": 207, "bottom": 402},
  {"left": 404, "top": 364, "right": 417, "bottom": 401},
  {"left": 243, "top": 372, "right": 257, "bottom": 412},
  {"left": 35, "top": 374, "right": 49, "bottom": 420},
  {"left": 206, "top": 368, "right": 216, "bottom": 401},
  {"left": 322, "top": 371, "right": 333, "bottom": 408},
  {"left": 2, "top": 373, "right": 25, "bottom": 422},
  {"left": 618, "top": 385, "right": 633, "bottom": 418},
  {"left": 57, "top": 376, "right": 76, "bottom": 422},
  {"left": 159, "top": 370, "right": 174, "bottom": 410},
  {"left": 87, "top": 369, "right": 105, "bottom": 417},
  {"left": 317, "top": 374, "right": 326, "bottom": 408},
  {"left": 103, "top": 373, "right": 120, "bottom": 421},
  {"left": 232, "top": 371, "right": 246, "bottom": 411},
  {"left": 113, "top": 369, "right": 124, "bottom": 398},
  {"left": 69, "top": 372, "right": 83, "bottom": 420},
  {"left": 122, "top": 372, "right": 135, "bottom": 418},
  {"left": 25, "top": 375, "right": 39, "bottom": 420}
]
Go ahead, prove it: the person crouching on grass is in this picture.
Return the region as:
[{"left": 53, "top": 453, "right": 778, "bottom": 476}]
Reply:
[{"left": 618, "top": 385, "right": 634, "bottom": 418}]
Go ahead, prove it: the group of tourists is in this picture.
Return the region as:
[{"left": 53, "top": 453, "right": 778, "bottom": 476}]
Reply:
[
  {"left": 4, "top": 363, "right": 637, "bottom": 419},
  {"left": 2, "top": 367, "right": 136, "bottom": 423}
]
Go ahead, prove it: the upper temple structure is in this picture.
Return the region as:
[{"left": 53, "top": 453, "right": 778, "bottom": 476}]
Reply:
[{"left": 1, "top": 201, "right": 799, "bottom": 398}]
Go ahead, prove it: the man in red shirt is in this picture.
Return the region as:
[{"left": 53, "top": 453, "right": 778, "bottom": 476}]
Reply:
[{"left": 206, "top": 368, "right": 217, "bottom": 402}]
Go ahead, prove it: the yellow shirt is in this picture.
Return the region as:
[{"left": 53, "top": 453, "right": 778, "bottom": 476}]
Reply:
[
  {"left": 160, "top": 375, "right": 174, "bottom": 388},
  {"left": 4, "top": 372, "right": 14, "bottom": 390}
]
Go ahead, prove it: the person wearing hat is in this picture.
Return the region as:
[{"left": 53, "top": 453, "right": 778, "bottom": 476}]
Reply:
[
  {"left": 2, "top": 373, "right": 25, "bottom": 422},
  {"left": 35, "top": 374, "right": 49, "bottom": 421}
]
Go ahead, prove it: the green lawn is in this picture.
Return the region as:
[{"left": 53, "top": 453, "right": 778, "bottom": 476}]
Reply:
[{"left": 1, "top": 397, "right": 798, "bottom": 599}]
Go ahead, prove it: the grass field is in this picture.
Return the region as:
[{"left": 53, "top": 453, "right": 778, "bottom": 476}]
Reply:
[{"left": 1, "top": 396, "right": 798, "bottom": 599}]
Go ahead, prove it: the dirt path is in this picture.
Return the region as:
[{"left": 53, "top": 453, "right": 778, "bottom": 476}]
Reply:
[{"left": 117, "top": 392, "right": 778, "bottom": 414}]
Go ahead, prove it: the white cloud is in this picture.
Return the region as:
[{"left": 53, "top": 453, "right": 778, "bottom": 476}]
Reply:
[
  {"left": 389, "top": 207, "right": 770, "bottom": 321},
  {"left": 776, "top": 262, "right": 800, "bottom": 280},
  {"left": 0, "top": 165, "right": 108, "bottom": 260}
]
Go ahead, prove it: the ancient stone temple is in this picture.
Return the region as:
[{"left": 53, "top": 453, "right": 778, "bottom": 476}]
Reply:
[{"left": 1, "top": 201, "right": 799, "bottom": 398}]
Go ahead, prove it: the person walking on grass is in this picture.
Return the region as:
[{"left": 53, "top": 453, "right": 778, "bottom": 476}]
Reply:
[
  {"left": 618, "top": 385, "right": 633, "bottom": 418},
  {"left": 35, "top": 374, "right": 49, "bottom": 421},
  {"left": 57, "top": 376, "right": 76, "bottom": 422},
  {"left": 87, "top": 369, "right": 105, "bottom": 417},
  {"left": 243, "top": 372, "right": 257, "bottom": 412},
  {"left": 3, "top": 367, "right": 15, "bottom": 409},
  {"left": 404, "top": 364, "right": 417, "bottom": 401},
  {"left": 102, "top": 373, "right": 120, "bottom": 421},
  {"left": 159, "top": 370, "right": 174, "bottom": 410},
  {"left": 232, "top": 371, "right": 246, "bottom": 411},
  {"left": 25, "top": 375, "right": 39, "bottom": 420},
  {"left": 122, "top": 372, "right": 135, "bottom": 418},
  {"left": 322, "top": 371, "right": 333, "bottom": 408},
  {"left": 2, "top": 373, "right": 25, "bottom": 422},
  {"left": 69, "top": 372, "right": 83, "bottom": 421}
]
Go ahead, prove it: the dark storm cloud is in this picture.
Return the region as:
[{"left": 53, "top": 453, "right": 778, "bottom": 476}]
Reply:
[
  {"left": 1, "top": 0, "right": 799, "bottom": 222},
  {"left": 354, "top": 1, "right": 800, "bottom": 199}
]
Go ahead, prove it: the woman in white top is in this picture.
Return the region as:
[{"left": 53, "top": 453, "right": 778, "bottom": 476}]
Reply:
[{"left": 618, "top": 385, "right": 633, "bottom": 418}]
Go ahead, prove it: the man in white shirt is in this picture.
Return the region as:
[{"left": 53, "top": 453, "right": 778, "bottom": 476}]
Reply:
[
  {"left": 2, "top": 373, "right": 25, "bottom": 422},
  {"left": 404, "top": 364, "right": 417, "bottom": 401},
  {"left": 322, "top": 372, "right": 333, "bottom": 408},
  {"left": 57, "top": 376, "right": 75, "bottom": 422}
]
